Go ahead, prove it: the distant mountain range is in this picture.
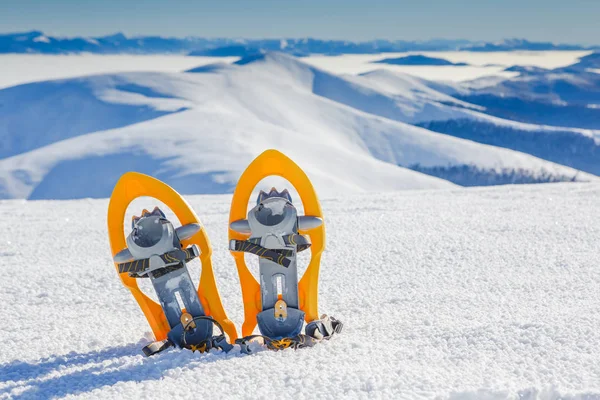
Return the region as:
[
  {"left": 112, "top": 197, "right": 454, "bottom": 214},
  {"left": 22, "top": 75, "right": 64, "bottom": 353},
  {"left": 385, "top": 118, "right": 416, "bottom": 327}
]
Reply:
[
  {"left": 0, "top": 31, "right": 596, "bottom": 55},
  {"left": 373, "top": 55, "right": 469, "bottom": 66}
]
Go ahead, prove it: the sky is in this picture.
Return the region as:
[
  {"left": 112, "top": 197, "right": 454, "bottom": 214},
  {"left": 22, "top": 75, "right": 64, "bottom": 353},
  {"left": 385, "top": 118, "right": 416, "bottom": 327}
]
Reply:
[{"left": 1, "top": 0, "right": 598, "bottom": 44}]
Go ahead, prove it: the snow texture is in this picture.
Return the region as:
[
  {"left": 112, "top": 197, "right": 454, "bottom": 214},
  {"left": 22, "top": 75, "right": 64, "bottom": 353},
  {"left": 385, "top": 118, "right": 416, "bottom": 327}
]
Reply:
[{"left": 1, "top": 182, "right": 600, "bottom": 399}]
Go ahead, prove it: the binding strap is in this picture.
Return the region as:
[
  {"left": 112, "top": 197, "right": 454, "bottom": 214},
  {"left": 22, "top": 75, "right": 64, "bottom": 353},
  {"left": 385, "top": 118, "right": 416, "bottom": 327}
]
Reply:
[
  {"left": 235, "top": 334, "right": 317, "bottom": 353},
  {"left": 282, "top": 234, "right": 311, "bottom": 252},
  {"left": 117, "top": 245, "right": 199, "bottom": 275},
  {"left": 141, "top": 315, "right": 234, "bottom": 356},
  {"left": 182, "top": 316, "right": 234, "bottom": 354},
  {"left": 229, "top": 234, "right": 311, "bottom": 268},
  {"left": 236, "top": 315, "right": 343, "bottom": 354}
]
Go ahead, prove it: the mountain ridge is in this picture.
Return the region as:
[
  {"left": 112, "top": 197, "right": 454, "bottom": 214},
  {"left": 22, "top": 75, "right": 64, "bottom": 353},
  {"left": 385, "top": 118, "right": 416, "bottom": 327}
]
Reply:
[
  {"left": 1, "top": 31, "right": 597, "bottom": 55},
  {"left": 0, "top": 52, "right": 596, "bottom": 200}
]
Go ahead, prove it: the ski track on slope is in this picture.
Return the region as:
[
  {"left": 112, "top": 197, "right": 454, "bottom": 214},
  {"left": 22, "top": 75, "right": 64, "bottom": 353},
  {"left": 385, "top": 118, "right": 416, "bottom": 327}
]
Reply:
[{"left": 1, "top": 183, "right": 600, "bottom": 399}]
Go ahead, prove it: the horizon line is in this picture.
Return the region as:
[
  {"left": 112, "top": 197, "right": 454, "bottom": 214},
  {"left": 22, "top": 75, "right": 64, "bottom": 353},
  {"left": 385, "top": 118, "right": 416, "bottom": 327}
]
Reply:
[{"left": 0, "top": 30, "right": 596, "bottom": 47}]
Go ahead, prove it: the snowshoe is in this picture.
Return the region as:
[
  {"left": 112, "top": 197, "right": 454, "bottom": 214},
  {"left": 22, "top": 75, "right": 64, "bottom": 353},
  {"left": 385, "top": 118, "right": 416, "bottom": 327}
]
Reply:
[
  {"left": 107, "top": 172, "right": 237, "bottom": 356},
  {"left": 228, "top": 150, "right": 342, "bottom": 352}
]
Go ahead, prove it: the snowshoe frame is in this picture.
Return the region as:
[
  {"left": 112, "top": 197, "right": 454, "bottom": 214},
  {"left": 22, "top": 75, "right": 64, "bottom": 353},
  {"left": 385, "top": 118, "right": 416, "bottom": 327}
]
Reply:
[
  {"left": 228, "top": 149, "right": 325, "bottom": 337},
  {"left": 107, "top": 172, "right": 237, "bottom": 343}
]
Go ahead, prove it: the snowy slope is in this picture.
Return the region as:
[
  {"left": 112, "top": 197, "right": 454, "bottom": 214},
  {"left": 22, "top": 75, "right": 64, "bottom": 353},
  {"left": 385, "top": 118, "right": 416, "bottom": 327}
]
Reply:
[
  {"left": 355, "top": 67, "right": 600, "bottom": 139},
  {"left": 238, "top": 57, "right": 600, "bottom": 154},
  {"left": 1, "top": 183, "right": 600, "bottom": 399},
  {"left": 447, "top": 52, "right": 600, "bottom": 132},
  {"left": 1, "top": 53, "right": 595, "bottom": 200},
  {"left": 352, "top": 67, "right": 600, "bottom": 175},
  {"left": 462, "top": 66, "right": 600, "bottom": 122}
]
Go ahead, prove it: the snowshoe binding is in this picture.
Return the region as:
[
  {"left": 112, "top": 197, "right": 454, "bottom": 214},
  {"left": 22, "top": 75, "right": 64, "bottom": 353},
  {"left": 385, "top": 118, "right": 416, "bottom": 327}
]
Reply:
[
  {"left": 107, "top": 172, "right": 237, "bottom": 356},
  {"left": 228, "top": 150, "right": 343, "bottom": 352}
]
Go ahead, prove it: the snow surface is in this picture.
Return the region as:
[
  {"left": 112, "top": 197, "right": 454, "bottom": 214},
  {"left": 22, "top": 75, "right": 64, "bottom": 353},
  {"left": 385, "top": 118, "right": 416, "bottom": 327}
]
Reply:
[{"left": 1, "top": 182, "right": 600, "bottom": 399}]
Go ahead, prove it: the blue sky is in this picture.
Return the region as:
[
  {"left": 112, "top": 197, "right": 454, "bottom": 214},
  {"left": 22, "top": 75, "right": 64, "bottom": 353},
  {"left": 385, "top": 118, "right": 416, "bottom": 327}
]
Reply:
[{"left": 1, "top": 0, "right": 598, "bottom": 44}]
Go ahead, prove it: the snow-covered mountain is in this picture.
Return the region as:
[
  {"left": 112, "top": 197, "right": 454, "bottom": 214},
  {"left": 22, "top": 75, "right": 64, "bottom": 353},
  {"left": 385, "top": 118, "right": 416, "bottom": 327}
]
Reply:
[
  {"left": 394, "top": 53, "right": 600, "bottom": 175},
  {"left": 467, "top": 64, "right": 600, "bottom": 109},
  {"left": 1, "top": 52, "right": 595, "bottom": 200},
  {"left": 373, "top": 55, "right": 469, "bottom": 66},
  {"left": 283, "top": 61, "right": 600, "bottom": 176},
  {"left": 316, "top": 49, "right": 600, "bottom": 175},
  {"left": 462, "top": 38, "right": 588, "bottom": 52},
  {"left": 0, "top": 31, "right": 595, "bottom": 55},
  {"left": 570, "top": 52, "right": 600, "bottom": 69}
]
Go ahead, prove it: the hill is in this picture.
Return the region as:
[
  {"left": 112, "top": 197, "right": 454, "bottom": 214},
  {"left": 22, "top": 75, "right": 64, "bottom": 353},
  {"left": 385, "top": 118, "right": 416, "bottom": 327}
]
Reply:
[{"left": 2, "top": 53, "right": 595, "bottom": 200}]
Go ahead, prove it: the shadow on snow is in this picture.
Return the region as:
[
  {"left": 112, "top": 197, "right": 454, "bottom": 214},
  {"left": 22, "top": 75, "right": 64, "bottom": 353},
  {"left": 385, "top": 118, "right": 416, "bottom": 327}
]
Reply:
[{"left": 0, "top": 343, "right": 239, "bottom": 399}]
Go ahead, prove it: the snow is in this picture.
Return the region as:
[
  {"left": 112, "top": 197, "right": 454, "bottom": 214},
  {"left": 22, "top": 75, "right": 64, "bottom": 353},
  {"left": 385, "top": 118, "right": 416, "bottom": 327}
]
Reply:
[
  {"left": 262, "top": 199, "right": 287, "bottom": 215},
  {"left": 1, "top": 182, "right": 600, "bottom": 399},
  {"left": 1, "top": 52, "right": 594, "bottom": 200},
  {"left": 332, "top": 68, "right": 600, "bottom": 143},
  {"left": 32, "top": 35, "right": 50, "bottom": 44}
]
